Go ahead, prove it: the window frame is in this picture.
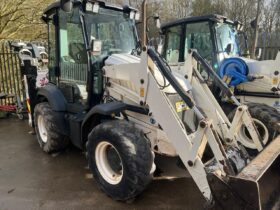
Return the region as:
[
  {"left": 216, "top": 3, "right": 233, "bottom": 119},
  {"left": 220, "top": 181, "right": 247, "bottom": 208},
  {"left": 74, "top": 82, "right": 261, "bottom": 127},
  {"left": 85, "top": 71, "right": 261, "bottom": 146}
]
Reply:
[
  {"left": 162, "top": 25, "right": 184, "bottom": 63},
  {"left": 47, "top": 11, "right": 60, "bottom": 84},
  {"left": 58, "top": 7, "right": 89, "bottom": 85}
]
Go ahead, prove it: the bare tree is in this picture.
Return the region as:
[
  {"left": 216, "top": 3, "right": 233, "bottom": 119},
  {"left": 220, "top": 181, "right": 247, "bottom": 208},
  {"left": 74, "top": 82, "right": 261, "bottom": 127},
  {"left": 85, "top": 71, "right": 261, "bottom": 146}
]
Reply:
[
  {"left": 1, "top": 0, "right": 279, "bottom": 54},
  {"left": 251, "top": 0, "right": 263, "bottom": 58},
  {"left": 0, "top": 0, "right": 54, "bottom": 40}
]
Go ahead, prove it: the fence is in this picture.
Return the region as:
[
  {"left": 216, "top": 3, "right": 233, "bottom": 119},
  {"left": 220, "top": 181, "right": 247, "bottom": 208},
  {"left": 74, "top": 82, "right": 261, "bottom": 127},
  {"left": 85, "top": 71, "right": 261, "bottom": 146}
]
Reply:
[
  {"left": 0, "top": 40, "right": 48, "bottom": 106},
  {"left": 0, "top": 41, "right": 22, "bottom": 105},
  {"left": 258, "top": 47, "right": 280, "bottom": 60}
]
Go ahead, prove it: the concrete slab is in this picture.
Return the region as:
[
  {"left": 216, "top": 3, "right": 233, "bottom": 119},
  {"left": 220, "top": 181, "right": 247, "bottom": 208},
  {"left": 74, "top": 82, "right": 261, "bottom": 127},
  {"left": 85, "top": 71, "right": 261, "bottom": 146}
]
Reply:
[{"left": 0, "top": 118, "right": 205, "bottom": 210}]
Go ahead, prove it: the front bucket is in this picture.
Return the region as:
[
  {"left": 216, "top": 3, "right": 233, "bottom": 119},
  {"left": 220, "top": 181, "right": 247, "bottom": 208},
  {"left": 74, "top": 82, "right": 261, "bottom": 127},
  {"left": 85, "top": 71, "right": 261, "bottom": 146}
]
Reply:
[{"left": 208, "top": 136, "right": 280, "bottom": 210}]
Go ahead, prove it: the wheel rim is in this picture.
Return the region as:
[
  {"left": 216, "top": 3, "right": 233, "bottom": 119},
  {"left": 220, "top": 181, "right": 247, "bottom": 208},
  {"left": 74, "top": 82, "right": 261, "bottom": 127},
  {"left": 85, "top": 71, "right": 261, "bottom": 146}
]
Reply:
[
  {"left": 37, "top": 115, "right": 48, "bottom": 143},
  {"left": 95, "top": 141, "right": 123, "bottom": 185},
  {"left": 238, "top": 118, "right": 269, "bottom": 149}
]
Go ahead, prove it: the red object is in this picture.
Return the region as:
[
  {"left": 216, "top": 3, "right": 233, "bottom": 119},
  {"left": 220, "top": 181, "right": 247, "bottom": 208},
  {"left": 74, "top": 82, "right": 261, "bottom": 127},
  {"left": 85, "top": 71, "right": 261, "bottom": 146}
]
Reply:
[{"left": 0, "top": 105, "right": 16, "bottom": 112}]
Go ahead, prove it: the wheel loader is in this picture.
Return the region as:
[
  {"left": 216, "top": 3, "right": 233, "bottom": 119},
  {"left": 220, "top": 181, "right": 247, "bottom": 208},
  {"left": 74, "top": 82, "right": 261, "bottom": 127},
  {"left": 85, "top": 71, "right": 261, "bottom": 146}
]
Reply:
[
  {"left": 35, "top": 1, "right": 280, "bottom": 209},
  {"left": 160, "top": 14, "right": 280, "bottom": 143}
]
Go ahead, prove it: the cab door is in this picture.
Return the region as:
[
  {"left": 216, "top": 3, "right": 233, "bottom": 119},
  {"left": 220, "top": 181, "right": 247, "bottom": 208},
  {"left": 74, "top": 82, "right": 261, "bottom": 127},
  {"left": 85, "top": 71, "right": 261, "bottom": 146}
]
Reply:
[{"left": 58, "top": 7, "right": 89, "bottom": 110}]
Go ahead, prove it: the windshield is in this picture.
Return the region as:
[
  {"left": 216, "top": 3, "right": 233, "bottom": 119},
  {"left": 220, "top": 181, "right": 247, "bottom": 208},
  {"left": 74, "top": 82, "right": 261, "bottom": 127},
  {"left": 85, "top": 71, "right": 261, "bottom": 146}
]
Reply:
[
  {"left": 85, "top": 8, "right": 137, "bottom": 59},
  {"left": 215, "top": 23, "right": 240, "bottom": 58}
]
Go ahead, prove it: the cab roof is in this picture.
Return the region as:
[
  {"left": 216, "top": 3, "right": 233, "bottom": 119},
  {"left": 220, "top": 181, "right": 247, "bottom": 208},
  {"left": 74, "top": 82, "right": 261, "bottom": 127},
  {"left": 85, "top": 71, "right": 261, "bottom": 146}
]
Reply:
[
  {"left": 43, "top": 0, "right": 138, "bottom": 17},
  {"left": 161, "top": 14, "right": 235, "bottom": 31}
]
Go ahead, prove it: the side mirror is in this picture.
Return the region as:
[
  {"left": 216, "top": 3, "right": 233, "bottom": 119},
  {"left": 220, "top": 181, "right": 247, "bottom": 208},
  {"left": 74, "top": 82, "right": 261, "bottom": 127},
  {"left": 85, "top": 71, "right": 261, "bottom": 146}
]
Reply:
[
  {"left": 156, "top": 37, "right": 163, "bottom": 54},
  {"left": 225, "top": 43, "right": 234, "bottom": 55},
  {"left": 234, "top": 21, "right": 244, "bottom": 32},
  {"left": 250, "top": 19, "right": 257, "bottom": 29},
  {"left": 61, "top": 0, "right": 73, "bottom": 13},
  {"left": 154, "top": 14, "right": 161, "bottom": 29},
  {"left": 156, "top": 19, "right": 161, "bottom": 29},
  {"left": 157, "top": 44, "right": 163, "bottom": 54},
  {"left": 91, "top": 38, "right": 102, "bottom": 56}
]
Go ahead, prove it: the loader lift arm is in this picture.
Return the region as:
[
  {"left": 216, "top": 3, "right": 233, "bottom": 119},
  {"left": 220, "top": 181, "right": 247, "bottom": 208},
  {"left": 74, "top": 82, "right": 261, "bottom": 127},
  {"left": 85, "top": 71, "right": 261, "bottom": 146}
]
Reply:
[
  {"left": 189, "top": 49, "right": 266, "bottom": 151},
  {"left": 147, "top": 48, "right": 280, "bottom": 209},
  {"left": 104, "top": 46, "right": 280, "bottom": 209},
  {"left": 145, "top": 47, "right": 233, "bottom": 199}
]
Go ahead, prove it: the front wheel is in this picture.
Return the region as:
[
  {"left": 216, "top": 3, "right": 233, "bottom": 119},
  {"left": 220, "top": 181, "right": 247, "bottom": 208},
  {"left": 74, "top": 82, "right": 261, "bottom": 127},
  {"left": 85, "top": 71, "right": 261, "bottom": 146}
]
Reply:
[{"left": 87, "top": 121, "right": 153, "bottom": 201}]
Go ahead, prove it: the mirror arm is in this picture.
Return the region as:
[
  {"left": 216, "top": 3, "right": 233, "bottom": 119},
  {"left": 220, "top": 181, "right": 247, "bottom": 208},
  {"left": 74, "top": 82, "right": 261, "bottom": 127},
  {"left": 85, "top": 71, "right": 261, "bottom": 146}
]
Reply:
[{"left": 60, "top": 0, "right": 73, "bottom": 13}]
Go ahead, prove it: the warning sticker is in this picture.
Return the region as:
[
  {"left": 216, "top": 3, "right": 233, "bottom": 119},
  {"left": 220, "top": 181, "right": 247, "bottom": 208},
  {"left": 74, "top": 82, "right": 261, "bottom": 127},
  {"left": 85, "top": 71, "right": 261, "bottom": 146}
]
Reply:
[
  {"left": 175, "top": 101, "right": 189, "bottom": 113},
  {"left": 272, "top": 77, "right": 279, "bottom": 85}
]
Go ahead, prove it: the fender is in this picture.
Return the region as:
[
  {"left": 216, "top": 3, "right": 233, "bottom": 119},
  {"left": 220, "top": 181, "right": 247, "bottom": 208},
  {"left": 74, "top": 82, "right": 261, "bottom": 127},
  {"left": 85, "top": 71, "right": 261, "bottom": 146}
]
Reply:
[
  {"left": 36, "top": 84, "right": 69, "bottom": 136},
  {"left": 81, "top": 101, "right": 127, "bottom": 145},
  {"left": 37, "top": 83, "right": 67, "bottom": 111}
]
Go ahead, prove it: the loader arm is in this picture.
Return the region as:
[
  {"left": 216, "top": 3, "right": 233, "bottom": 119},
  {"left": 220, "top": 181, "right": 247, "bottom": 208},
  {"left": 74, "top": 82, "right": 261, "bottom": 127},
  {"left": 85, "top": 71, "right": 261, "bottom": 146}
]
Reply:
[
  {"left": 104, "top": 47, "right": 235, "bottom": 199},
  {"left": 185, "top": 50, "right": 266, "bottom": 151},
  {"left": 103, "top": 47, "right": 280, "bottom": 209}
]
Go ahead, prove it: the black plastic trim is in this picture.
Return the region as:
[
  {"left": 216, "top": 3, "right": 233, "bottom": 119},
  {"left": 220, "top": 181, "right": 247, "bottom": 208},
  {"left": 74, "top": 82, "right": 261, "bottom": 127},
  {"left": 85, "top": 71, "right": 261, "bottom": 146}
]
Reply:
[
  {"left": 191, "top": 50, "right": 234, "bottom": 99},
  {"left": 37, "top": 84, "right": 67, "bottom": 111},
  {"left": 161, "top": 14, "right": 233, "bottom": 31},
  {"left": 126, "top": 104, "right": 149, "bottom": 115},
  {"left": 235, "top": 90, "right": 280, "bottom": 99}
]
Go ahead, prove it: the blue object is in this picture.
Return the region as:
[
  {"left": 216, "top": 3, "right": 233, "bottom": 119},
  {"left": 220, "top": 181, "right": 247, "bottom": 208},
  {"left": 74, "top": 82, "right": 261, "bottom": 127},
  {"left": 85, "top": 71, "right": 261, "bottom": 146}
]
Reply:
[{"left": 219, "top": 58, "right": 249, "bottom": 86}]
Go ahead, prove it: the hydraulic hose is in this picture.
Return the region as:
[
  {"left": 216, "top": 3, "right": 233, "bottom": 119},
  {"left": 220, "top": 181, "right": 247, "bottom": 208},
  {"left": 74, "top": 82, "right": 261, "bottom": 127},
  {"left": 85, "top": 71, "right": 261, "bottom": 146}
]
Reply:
[
  {"left": 190, "top": 50, "right": 236, "bottom": 101},
  {"left": 147, "top": 47, "right": 195, "bottom": 109}
]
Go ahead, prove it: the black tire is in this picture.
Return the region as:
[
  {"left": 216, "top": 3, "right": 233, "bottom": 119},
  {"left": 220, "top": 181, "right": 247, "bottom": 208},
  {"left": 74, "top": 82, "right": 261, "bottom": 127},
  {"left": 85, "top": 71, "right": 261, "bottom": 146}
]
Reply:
[
  {"left": 228, "top": 103, "right": 280, "bottom": 147},
  {"left": 34, "top": 102, "right": 69, "bottom": 153},
  {"left": 246, "top": 103, "right": 280, "bottom": 140},
  {"left": 87, "top": 120, "right": 153, "bottom": 201}
]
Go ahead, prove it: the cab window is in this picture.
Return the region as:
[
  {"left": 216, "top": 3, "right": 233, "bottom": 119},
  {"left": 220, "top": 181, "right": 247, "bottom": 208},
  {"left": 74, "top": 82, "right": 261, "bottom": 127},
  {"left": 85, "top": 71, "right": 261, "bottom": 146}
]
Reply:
[
  {"left": 59, "top": 8, "right": 87, "bottom": 84},
  {"left": 163, "top": 26, "right": 182, "bottom": 63},
  {"left": 184, "top": 22, "right": 213, "bottom": 64}
]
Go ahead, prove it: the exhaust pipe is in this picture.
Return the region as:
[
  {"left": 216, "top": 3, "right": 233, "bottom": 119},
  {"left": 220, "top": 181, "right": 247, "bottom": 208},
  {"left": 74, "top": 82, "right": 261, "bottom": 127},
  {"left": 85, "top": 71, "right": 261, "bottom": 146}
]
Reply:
[{"left": 208, "top": 136, "right": 280, "bottom": 210}]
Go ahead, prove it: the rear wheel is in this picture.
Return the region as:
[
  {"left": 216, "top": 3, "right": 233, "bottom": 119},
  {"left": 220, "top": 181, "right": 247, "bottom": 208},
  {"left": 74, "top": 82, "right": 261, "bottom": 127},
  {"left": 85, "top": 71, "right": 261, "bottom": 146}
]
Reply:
[
  {"left": 34, "top": 102, "right": 69, "bottom": 153},
  {"left": 87, "top": 120, "right": 153, "bottom": 201}
]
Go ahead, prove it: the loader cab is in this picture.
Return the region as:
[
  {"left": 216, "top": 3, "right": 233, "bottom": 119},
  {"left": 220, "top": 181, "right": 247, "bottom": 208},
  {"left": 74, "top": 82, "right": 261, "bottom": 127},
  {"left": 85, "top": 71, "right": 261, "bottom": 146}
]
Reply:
[
  {"left": 42, "top": 0, "right": 139, "bottom": 109},
  {"left": 161, "top": 14, "right": 241, "bottom": 72}
]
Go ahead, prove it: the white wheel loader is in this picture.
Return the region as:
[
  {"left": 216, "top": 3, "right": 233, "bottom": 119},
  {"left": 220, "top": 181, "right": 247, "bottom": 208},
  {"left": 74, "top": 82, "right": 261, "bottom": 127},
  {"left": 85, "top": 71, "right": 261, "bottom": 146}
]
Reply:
[
  {"left": 160, "top": 14, "right": 280, "bottom": 143},
  {"left": 160, "top": 15, "right": 280, "bottom": 111},
  {"left": 34, "top": 1, "right": 280, "bottom": 209}
]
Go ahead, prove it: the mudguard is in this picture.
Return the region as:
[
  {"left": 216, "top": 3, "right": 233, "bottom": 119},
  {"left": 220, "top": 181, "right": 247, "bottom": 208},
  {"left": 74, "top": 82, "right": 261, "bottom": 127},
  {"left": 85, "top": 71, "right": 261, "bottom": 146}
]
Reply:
[
  {"left": 81, "top": 102, "right": 127, "bottom": 144},
  {"left": 37, "top": 83, "right": 67, "bottom": 111}
]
